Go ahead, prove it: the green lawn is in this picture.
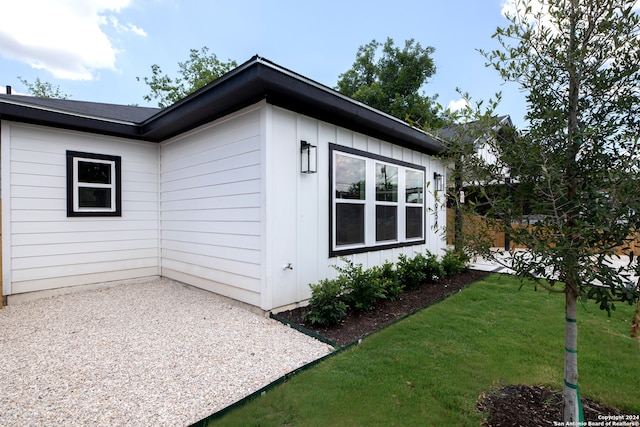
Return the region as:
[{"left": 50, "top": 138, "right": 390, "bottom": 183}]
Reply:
[{"left": 207, "top": 274, "right": 640, "bottom": 426}]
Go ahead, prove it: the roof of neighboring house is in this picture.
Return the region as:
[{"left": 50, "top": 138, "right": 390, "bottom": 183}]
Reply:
[
  {"left": 0, "top": 56, "right": 445, "bottom": 155},
  {"left": 436, "top": 115, "right": 512, "bottom": 145}
]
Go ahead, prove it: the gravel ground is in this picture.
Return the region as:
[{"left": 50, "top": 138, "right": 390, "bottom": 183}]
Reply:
[{"left": 0, "top": 277, "right": 333, "bottom": 426}]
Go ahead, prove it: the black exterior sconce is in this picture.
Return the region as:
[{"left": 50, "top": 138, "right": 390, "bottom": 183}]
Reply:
[
  {"left": 300, "top": 140, "right": 317, "bottom": 174},
  {"left": 433, "top": 172, "right": 444, "bottom": 192}
]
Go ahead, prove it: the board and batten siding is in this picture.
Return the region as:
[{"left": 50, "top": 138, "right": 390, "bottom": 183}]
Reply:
[
  {"left": 264, "top": 106, "right": 447, "bottom": 311},
  {"left": 1, "top": 122, "right": 160, "bottom": 296},
  {"left": 159, "top": 106, "right": 263, "bottom": 306}
]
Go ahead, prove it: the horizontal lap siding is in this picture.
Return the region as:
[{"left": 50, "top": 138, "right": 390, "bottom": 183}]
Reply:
[
  {"left": 6, "top": 124, "right": 159, "bottom": 294},
  {"left": 160, "top": 108, "right": 262, "bottom": 306}
]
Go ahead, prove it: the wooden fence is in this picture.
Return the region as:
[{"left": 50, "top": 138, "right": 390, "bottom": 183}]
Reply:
[{"left": 446, "top": 208, "right": 640, "bottom": 254}]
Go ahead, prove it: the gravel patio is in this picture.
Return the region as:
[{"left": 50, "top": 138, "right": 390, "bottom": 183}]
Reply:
[{"left": 0, "top": 277, "right": 332, "bottom": 426}]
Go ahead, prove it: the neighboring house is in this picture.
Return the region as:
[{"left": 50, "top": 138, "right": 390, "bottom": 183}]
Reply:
[
  {"left": 0, "top": 56, "right": 447, "bottom": 312},
  {"left": 438, "top": 116, "right": 520, "bottom": 249}
]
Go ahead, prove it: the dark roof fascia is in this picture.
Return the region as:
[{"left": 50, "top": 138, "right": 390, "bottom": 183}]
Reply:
[
  {"left": 141, "top": 57, "right": 444, "bottom": 154},
  {"left": 257, "top": 59, "right": 444, "bottom": 155},
  {"left": 0, "top": 95, "right": 146, "bottom": 139},
  {"left": 139, "top": 58, "right": 267, "bottom": 141},
  {"left": 0, "top": 57, "right": 444, "bottom": 155}
]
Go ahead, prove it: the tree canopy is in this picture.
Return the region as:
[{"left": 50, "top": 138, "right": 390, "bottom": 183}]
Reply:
[
  {"left": 444, "top": 0, "right": 640, "bottom": 423},
  {"left": 137, "top": 46, "right": 237, "bottom": 108},
  {"left": 336, "top": 38, "right": 442, "bottom": 128},
  {"left": 18, "top": 77, "right": 69, "bottom": 99}
]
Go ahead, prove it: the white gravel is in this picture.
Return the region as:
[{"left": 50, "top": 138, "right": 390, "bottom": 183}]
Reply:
[{"left": 0, "top": 277, "right": 333, "bottom": 426}]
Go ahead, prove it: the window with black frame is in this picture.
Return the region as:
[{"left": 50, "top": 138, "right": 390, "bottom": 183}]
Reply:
[
  {"left": 66, "top": 151, "right": 121, "bottom": 217},
  {"left": 330, "top": 144, "right": 425, "bottom": 256}
]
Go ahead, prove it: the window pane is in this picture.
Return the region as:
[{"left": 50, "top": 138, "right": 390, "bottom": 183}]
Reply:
[
  {"left": 336, "top": 203, "right": 365, "bottom": 246},
  {"left": 376, "top": 164, "right": 398, "bottom": 202},
  {"left": 406, "top": 206, "right": 423, "bottom": 239},
  {"left": 335, "top": 155, "right": 366, "bottom": 200},
  {"left": 79, "top": 187, "right": 112, "bottom": 208},
  {"left": 376, "top": 205, "right": 397, "bottom": 241},
  {"left": 406, "top": 170, "right": 424, "bottom": 204},
  {"left": 78, "top": 161, "right": 111, "bottom": 184}
]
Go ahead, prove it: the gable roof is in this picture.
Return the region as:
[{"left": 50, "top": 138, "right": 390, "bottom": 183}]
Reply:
[
  {"left": 0, "top": 56, "right": 444, "bottom": 155},
  {"left": 436, "top": 115, "right": 512, "bottom": 143}
]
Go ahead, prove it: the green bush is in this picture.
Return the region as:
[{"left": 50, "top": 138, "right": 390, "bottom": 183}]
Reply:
[
  {"left": 396, "top": 251, "right": 445, "bottom": 289},
  {"left": 304, "top": 251, "right": 464, "bottom": 325},
  {"left": 336, "top": 258, "right": 386, "bottom": 311},
  {"left": 372, "top": 261, "right": 404, "bottom": 301},
  {"left": 441, "top": 249, "right": 470, "bottom": 277},
  {"left": 396, "top": 253, "right": 426, "bottom": 290},
  {"left": 302, "top": 277, "right": 348, "bottom": 326},
  {"left": 424, "top": 250, "right": 445, "bottom": 282}
]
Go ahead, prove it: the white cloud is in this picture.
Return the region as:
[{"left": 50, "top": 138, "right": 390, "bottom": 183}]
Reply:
[
  {"left": 447, "top": 98, "right": 470, "bottom": 112},
  {"left": 109, "top": 16, "right": 147, "bottom": 36},
  {"left": 0, "top": 0, "right": 146, "bottom": 81}
]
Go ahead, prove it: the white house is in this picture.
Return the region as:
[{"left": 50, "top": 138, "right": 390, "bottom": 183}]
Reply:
[{"left": 0, "top": 56, "right": 447, "bottom": 312}]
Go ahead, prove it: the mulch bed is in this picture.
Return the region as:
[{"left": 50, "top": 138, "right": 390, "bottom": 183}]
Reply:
[
  {"left": 275, "top": 269, "right": 632, "bottom": 426},
  {"left": 275, "top": 269, "right": 491, "bottom": 347},
  {"left": 477, "top": 384, "right": 629, "bottom": 426}
]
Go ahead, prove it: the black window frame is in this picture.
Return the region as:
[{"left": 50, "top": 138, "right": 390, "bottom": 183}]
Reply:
[{"left": 66, "top": 151, "right": 122, "bottom": 217}]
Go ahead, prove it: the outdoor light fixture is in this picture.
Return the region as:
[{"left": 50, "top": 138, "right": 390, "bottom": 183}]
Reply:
[
  {"left": 300, "top": 140, "right": 317, "bottom": 174},
  {"left": 433, "top": 172, "right": 444, "bottom": 192}
]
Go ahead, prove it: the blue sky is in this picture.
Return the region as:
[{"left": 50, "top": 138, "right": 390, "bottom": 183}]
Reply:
[{"left": 0, "top": 0, "right": 527, "bottom": 127}]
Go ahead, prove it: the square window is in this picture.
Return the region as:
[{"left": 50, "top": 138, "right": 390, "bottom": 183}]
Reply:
[{"left": 67, "top": 151, "right": 121, "bottom": 217}]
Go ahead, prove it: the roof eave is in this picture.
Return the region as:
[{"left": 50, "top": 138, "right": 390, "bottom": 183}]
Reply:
[
  {"left": 0, "top": 57, "right": 445, "bottom": 155},
  {"left": 141, "top": 57, "right": 444, "bottom": 154},
  {"left": 0, "top": 98, "right": 143, "bottom": 139}
]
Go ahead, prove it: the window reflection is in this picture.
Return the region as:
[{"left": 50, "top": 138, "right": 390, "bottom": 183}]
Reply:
[
  {"left": 376, "top": 164, "right": 398, "bottom": 202},
  {"left": 335, "top": 154, "right": 366, "bottom": 200},
  {"left": 406, "top": 170, "right": 424, "bottom": 204}
]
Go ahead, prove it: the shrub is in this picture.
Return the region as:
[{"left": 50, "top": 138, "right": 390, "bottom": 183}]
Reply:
[
  {"left": 396, "top": 251, "right": 445, "bottom": 289},
  {"left": 423, "top": 250, "right": 445, "bottom": 282},
  {"left": 336, "top": 258, "right": 386, "bottom": 311},
  {"left": 396, "top": 253, "right": 429, "bottom": 289},
  {"left": 302, "top": 277, "right": 348, "bottom": 326},
  {"left": 304, "top": 251, "right": 465, "bottom": 325},
  {"left": 441, "top": 249, "right": 470, "bottom": 277},
  {"left": 372, "top": 261, "right": 404, "bottom": 301}
]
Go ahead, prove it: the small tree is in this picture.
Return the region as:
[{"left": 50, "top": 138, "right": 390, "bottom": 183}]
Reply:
[
  {"left": 444, "top": 0, "right": 640, "bottom": 423},
  {"left": 18, "top": 77, "right": 70, "bottom": 99},
  {"left": 137, "top": 46, "right": 237, "bottom": 108},
  {"left": 336, "top": 38, "right": 443, "bottom": 128}
]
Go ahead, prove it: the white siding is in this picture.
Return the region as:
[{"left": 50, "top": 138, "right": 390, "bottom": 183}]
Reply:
[
  {"left": 159, "top": 106, "right": 263, "bottom": 306},
  {"left": 264, "top": 106, "right": 447, "bottom": 310},
  {"left": 3, "top": 123, "right": 159, "bottom": 295},
  {"left": 2, "top": 103, "right": 446, "bottom": 311}
]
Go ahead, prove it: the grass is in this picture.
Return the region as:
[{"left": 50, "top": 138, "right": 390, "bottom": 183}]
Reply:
[{"left": 207, "top": 274, "right": 640, "bottom": 426}]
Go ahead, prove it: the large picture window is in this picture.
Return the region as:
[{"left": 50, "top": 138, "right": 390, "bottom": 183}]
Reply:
[
  {"left": 66, "top": 151, "right": 121, "bottom": 217},
  {"left": 330, "top": 144, "right": 425, "bottom": 256}
]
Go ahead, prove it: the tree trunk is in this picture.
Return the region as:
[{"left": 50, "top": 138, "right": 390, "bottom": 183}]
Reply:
[
  {"left": 564, "top": 0, "right": 583, "bottom": 421},
  {"left": 563, "top": 283, "right": 582, "bottom": 422},
  {"left": 454, "top": 160, "right": 464, "bottom": 252}
]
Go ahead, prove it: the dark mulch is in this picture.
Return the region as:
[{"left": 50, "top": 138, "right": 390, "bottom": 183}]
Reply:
[
  {"left": 275, "top": 269, "right": 632, "bottom": 426},
  {"left": 275, "top": 269, "right": 491, "bottom": 347},
  {"left": 477, "top": 384, "right": 630, "bottom": 426}
]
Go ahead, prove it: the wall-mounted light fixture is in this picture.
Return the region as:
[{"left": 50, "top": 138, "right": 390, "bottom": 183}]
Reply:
[
  {"left": 433, "top": 172, "right": 444, "bottom": 192},
  {"left": 300, "top": 140, "right": 317, "bottom": 174}
]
